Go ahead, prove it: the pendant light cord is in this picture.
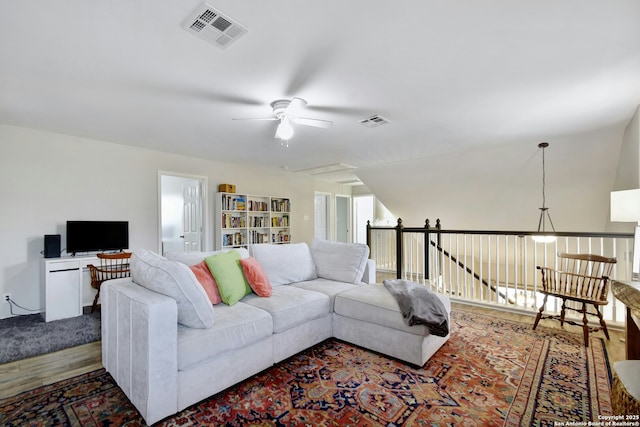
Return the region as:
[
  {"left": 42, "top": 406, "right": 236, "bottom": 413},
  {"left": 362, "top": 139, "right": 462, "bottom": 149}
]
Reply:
[
  {"left": 541, "top": 144, "right": 546, "bottom": 209},
  {"left": 535, "top": 141, "right": 555, "bottom": 234}
]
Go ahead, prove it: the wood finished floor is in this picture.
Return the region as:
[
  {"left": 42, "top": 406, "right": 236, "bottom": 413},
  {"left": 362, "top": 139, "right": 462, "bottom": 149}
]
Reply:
[
  {"left": 0, "top": 341, "right": 102, "bottom": 400},
  {"left": 0, "top": 303, "right": 626, "bottom": 401}
]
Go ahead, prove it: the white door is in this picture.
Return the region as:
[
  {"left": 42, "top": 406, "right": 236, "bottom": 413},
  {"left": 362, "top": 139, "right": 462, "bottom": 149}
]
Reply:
[
  {"left": 314, "top": 193, "right": 329, "bottom": 240},
  {"left": 336, "top": 194, "right": 351, "bottom": 243},
  {"left": 182, "top": 182, "right": 202, "bottom": 252}
]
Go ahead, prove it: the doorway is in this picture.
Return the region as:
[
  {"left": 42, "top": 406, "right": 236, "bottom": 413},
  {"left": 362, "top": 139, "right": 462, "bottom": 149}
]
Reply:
[
  {"left": 159, "top": 172, "right": 207, "bottom": 255},
  {"left": 353, "top": 195, "right": 375, "bottom": 244}
]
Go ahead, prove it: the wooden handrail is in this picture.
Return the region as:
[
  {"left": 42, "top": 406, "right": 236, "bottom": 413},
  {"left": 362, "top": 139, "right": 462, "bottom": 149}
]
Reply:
[{"left": 366, "top": 218, "right": 633, "bottom": 304}]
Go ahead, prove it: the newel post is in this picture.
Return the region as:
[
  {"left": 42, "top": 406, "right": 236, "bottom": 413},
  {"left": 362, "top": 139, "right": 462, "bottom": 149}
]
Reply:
[
  {"left": 366, "top": 220, "right": 371, "bottom": 257},
  {"left": 396, "top": 218, "right": 403, "bottom": 279},
  {"left": 436, "top": 219, "right": 442, "bottom": 274},
  {"left": 425, "top": 219, "right": 430, "bottom": 280}
]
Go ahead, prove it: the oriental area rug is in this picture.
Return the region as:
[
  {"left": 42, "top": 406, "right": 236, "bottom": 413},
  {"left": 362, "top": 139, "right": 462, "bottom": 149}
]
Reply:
[{"left": 0, "top": 309, "right": 612, "bottom": 427}]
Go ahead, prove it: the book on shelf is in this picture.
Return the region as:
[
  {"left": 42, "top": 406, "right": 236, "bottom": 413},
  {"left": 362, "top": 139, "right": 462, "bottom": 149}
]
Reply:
[
  {"left": 249, "top": 215, "right": 267, "bottom": 228},
  {"left": 271, "top": 198, "right": 290, "bottom": 212},
  {"left": 248, "top": 200, "right": 268, "bottom": 211},
  {"left": 272, "top": 230, "right": 290, "bottom": 243},
  {"left": 271, "top": 214, "right": 290, "bottom": 227},
  {"left": 222, "top": 213, "right": 246, "bottom": 229},
  {"left": 222, "top": 194, "right": 246, "bottom": 211},
  {"left": 223, "top": 231, "right": 245, "bottom": 247},
  {"left": 250, "top": 230, "right": 269, "bottom": 244}
]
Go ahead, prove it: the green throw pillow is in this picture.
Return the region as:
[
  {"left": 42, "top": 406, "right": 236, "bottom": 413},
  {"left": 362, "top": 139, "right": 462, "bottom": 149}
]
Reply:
[{"left": 205, "top": 250, "right": 252, "bottom": 305}]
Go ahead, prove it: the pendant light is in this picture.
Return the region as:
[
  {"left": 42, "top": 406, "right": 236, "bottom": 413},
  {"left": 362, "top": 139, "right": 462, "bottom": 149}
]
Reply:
[{"left": 532, "top": 142, "right": 556, "bottom": 243}]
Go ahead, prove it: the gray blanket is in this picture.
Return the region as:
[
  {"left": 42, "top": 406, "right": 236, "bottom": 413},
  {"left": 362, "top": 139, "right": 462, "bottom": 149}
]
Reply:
[{"left": 383, "top": 279, "right": 449, "bottom": 337}]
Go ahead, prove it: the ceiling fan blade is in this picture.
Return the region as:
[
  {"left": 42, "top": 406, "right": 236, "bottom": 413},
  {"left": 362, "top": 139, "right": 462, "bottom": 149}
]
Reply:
[
  {"left": 128, "top": 80, "right": 263, "bottom": 106},
  {"left": 284, "top": 97, "right": 307, "bottom": 115},
  {"left": 208, "top": 94, "right": 263, "bottom": 106},
  {"left": 291, "top": 117, "right": 333, "bottom": 128},
  {"left": 285, "top": 44, "right": 334, "bottom": 95},
  {"left": 232, "top": 117, "right": 278, "bottom": 121},
  {"left": 306, "top": 105, "right": 372, "bottom": 116}
]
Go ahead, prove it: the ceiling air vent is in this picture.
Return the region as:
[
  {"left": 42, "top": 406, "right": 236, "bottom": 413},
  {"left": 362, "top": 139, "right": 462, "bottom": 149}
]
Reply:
[
  {"left": 358, "top": 114, "right": 390, "bottom": 128},
  {"left": 182, "top": 3, "right": 248, "bottom": 49}
]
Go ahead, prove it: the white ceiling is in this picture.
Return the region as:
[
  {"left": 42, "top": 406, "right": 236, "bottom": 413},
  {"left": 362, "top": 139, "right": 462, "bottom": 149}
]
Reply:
[{"left": 1, "top": 1, "right": 640, "bottom": 185}]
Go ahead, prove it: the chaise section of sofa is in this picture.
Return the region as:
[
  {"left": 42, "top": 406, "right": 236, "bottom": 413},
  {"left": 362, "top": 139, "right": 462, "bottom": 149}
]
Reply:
[{"left": 333, "top": 284, "right": 451, "bottom": 366}]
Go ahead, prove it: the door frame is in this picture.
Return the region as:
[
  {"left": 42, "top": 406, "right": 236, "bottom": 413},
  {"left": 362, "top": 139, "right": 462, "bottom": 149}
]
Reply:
[{"left": 158, "top": 171, "right": 209, "bottom": 254}]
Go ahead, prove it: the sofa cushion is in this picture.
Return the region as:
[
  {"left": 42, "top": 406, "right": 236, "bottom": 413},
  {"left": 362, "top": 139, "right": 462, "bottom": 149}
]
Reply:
[
  {"left": 166, "top": 248, "right": 249, "bottom": 267},
  {"left": 240, "top": 257, "right": 272, "bottom": 297},
  {"left": 334, "top": 284, "right": 451, "bottom": 336},
  {"left": 177, "top": 302, "right": 273, "bottom": 370},
  {"left": 189, "top": 261, "right": 222, "bottom": 305},
  {"left": 291, "top": 278, "right": 359, "bottom": 311},
  {"left": 205, "top": 250, "right": 252, "bottom": 306},
  {"left": 131, "top": 249, "right": 215, "bottom": 329},
  {"left": 242, "top": 286, "right": 329, "bottom": 333},
  {"left": 310, "top": 238, "right": 370, "bottom": 284},
  {"left": 250, "top": 243, "right": 317, "bottom": 286}
]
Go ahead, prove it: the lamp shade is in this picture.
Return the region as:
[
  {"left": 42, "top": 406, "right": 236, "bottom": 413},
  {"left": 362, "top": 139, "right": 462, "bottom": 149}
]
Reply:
[{"left": 611, "top": 189, "right": 640, "bottom": 222}]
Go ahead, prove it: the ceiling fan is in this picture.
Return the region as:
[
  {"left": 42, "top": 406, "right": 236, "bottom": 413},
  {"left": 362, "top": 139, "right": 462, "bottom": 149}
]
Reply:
[{"left": 233, "top": 97, "right": 333, "bottom": 141}]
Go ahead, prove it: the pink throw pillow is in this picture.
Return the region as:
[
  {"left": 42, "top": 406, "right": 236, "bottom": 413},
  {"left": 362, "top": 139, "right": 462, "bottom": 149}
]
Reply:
[
  {"left": 239, "top": 257, "right": 272, "bottom": 297},
  {"left": 190, "top": 261, "right": 222, "bottom": 305}
]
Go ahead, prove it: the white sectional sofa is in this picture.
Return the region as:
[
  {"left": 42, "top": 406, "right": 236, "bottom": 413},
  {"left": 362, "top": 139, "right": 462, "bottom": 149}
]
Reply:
[{"left": 101, "top": 239, "right": 450, "bottom": 424}]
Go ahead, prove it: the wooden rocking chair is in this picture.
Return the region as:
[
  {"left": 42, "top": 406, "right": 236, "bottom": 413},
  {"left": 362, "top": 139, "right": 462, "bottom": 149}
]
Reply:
[
  {"left": 88, "top": 252, "right": 131, "bottom": 313},
  {"left": 533, "top": 252, "right": 616, "bottom": 347}
]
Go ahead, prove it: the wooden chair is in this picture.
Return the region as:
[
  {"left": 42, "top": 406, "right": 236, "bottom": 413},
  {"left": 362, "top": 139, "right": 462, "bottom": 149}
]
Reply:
[
  {"left": 533, "top": 252, "right": 616, "bottom": 347},
  {"left": 88, "top": 252, "right": 132, "bottom": 313}
]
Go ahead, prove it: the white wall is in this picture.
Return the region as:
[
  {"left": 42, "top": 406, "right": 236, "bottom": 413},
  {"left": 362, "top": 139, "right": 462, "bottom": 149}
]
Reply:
[
  {"left": 613, "top": 105, "right": 640, "bottom": 191},
  {"left": 0, "top": 124, "right": 329, "bottom": 319},
  {"left": 608, "top": 105, "right": 640, "bottom": 233}
]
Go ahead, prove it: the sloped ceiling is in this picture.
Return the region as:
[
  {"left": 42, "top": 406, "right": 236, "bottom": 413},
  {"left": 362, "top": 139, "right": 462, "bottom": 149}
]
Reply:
[
  {"left": 1, "top": 1, "right": 639, "bottom": 228},
  {"left": 358, "top": 127, "right": 625, "bottom": 231}
]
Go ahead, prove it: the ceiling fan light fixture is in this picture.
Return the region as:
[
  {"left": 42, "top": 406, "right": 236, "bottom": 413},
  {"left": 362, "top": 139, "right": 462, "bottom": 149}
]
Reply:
[
  {"left": 275, "top": 117, "right": 294, "bottom": 141},
  {"left": 233, "top": 97, "right": 332, "bottom": 142}
]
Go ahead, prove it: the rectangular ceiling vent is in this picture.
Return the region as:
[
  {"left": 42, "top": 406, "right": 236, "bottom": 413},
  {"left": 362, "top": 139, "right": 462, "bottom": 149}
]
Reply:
[
  {"left": 182, "top": 3, "right": 248, "bottom": 49},
  {"left": 294, "top": 163, "right": 357, "bottom": 176},
  {"left": 358, "top": 114, "right": 390, "bottom": 128},
  {"left": 337, "top": 178, "right": 364, "bottom": 186}
]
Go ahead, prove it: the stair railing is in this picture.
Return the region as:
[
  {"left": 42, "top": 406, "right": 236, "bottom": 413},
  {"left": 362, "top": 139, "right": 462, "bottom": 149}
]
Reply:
[{"left": 366, "top": 218, "right": 634, "bottom": 325}]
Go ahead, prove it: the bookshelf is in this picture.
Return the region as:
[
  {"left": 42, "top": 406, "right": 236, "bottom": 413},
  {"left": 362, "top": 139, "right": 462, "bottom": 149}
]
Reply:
[{"left": 215, "top": 192, "right": 291, "bottom": 250}]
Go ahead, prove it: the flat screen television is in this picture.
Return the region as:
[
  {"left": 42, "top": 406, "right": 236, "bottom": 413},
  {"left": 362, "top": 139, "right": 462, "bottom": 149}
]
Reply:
[{"left": 66, "top": 221, "right": 129, "bottom": 255}]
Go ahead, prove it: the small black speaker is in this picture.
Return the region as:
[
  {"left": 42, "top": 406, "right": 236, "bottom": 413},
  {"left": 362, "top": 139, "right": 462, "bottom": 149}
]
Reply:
[{"left": 44, "top": 234, "right": 61, "bottom": 258}]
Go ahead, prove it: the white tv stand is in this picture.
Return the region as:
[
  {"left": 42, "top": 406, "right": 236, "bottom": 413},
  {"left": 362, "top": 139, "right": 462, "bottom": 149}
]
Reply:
[{"left": 41, "top": 255, "right": 98, "bottom": 322}]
